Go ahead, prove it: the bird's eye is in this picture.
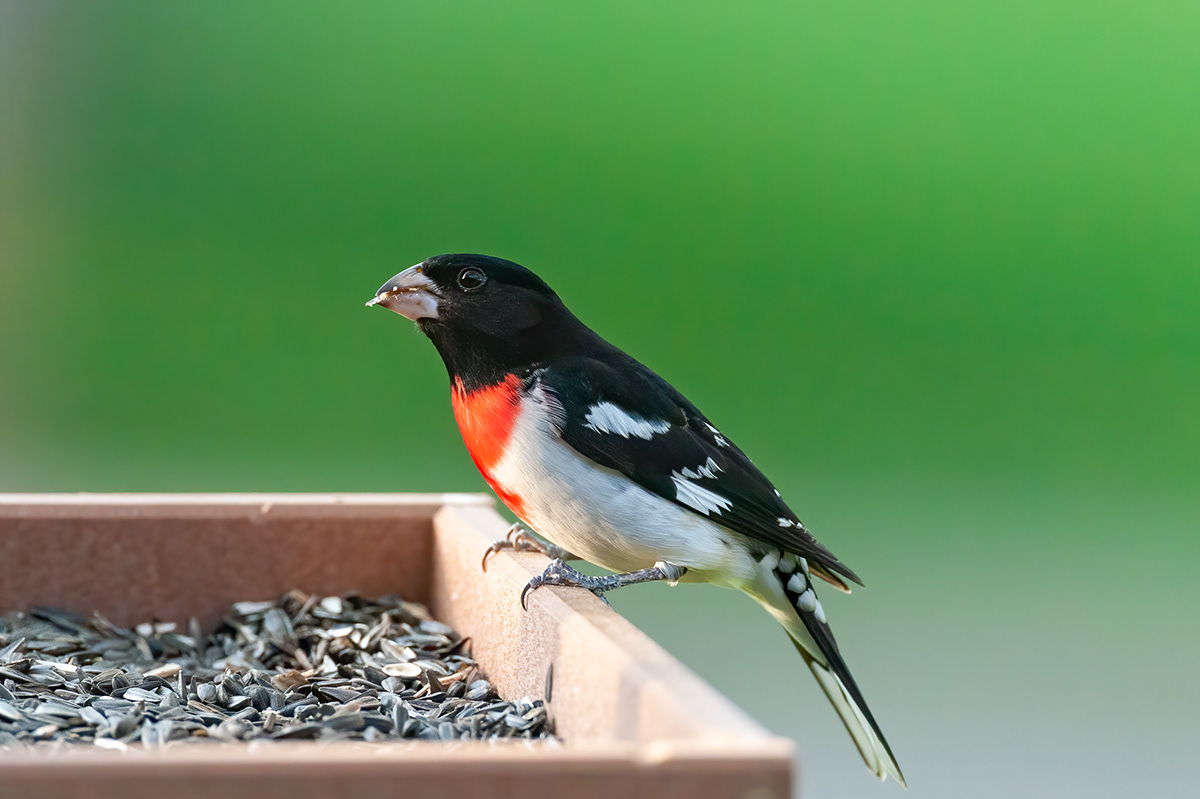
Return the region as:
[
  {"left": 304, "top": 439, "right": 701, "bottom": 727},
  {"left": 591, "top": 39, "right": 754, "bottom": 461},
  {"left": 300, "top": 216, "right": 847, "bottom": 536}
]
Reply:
[{"left": 456, "top": 267, "right": 487, "bottom": 292}]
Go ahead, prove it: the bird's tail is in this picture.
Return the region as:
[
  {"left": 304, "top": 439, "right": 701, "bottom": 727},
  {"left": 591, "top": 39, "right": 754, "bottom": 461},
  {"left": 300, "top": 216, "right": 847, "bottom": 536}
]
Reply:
[{"left": 759, "top": 556, "right": 907, "bottom": 787}]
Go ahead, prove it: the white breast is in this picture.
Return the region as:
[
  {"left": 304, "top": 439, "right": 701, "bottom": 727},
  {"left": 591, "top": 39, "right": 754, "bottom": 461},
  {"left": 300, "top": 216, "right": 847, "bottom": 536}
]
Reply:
[{"left": 488, "top": 381, "right": 757, "bottom": 588}]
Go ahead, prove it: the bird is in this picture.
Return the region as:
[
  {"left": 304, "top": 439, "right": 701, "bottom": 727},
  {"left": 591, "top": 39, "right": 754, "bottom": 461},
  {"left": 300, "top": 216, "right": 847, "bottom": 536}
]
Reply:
[{"left": 367, "top": 253, "right": 906, "bottom": 786}]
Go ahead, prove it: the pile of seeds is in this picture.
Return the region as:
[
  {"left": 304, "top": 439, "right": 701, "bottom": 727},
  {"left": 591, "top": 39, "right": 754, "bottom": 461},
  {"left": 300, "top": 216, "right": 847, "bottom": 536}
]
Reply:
[{"left": 0, "top": 590, "right": 549, "bottom": 748}]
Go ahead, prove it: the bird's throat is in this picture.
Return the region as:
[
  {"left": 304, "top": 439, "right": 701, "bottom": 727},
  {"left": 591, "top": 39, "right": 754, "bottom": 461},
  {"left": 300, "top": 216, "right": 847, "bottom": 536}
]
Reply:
[{"left": 450, "top": 374, "right": 528, "bottom": 516}]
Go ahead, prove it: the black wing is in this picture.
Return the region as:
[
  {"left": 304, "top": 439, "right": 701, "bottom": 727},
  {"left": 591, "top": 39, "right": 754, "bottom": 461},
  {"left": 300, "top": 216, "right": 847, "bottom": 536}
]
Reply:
[{"left": 535, "top": 350, "right": 863, "bottom": 588}]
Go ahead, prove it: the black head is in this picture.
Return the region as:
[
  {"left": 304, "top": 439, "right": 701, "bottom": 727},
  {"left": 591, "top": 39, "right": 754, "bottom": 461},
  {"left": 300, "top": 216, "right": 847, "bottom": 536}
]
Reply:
[{"left": 367, "top": 254, "right": 593, "bottom": 385}]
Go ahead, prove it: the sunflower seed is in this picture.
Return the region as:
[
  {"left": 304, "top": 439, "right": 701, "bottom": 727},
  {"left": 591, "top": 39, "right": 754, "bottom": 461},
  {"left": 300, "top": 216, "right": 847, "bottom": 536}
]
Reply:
[
  {"left": 382, "top": 662, "right": 422, "bottom": 679},
  {"left": 80, "top": 706, "right": 107, "bottom": 727},
  {"left": 231, "top": 601, "right": 276, "bottom": 617},
  {"left": 0, "top": 701, "right": 22, "bottom": 722},
  {"left": 145, "top": 663, "right": 181, "bottom": 679},
  {"left": 0, "top": 638, "right": 27, "bottom": 663},
  {"left": 0, "top": 666, "right": 32, "bottom": 683},
  {"left": 122, "top": 688, "right": 161, "bottom": 704},
  {"left": 271, "top": 669, "right": 307, "bottom": 692}
]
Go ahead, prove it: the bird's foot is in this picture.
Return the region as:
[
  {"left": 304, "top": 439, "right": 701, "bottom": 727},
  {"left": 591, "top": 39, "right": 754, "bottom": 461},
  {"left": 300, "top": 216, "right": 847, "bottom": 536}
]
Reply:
[
  {"left": 520, "top": 559, "right": 688, "bottom": 610},
  {"left": 521, "top": 559, "right": 608, "bottom": 609},
  {"left": 481, "top": 523, "right": 575, "bottom": 571}
]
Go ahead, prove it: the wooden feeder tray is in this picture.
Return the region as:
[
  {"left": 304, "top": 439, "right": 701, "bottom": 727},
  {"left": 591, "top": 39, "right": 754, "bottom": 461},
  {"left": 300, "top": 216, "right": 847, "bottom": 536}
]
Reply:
[{"left": 0, "top": 494, "right": 793, "bottom": 798}]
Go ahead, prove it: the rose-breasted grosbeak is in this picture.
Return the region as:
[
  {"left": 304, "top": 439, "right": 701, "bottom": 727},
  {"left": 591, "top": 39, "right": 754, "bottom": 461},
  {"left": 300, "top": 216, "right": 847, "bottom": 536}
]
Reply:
[{"left": 367, "top": 253, "right": 905, "bottom": 786}]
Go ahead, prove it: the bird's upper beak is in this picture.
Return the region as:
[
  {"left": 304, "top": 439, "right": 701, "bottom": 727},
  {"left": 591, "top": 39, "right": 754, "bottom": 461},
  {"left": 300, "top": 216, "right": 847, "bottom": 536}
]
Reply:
[{"left": 365, "top": 264, "right": 440, "bottom": 320}]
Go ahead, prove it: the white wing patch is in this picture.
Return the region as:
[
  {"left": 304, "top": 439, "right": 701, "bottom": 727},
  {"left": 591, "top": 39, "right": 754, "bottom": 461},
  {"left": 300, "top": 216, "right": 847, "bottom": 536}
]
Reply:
[
  {"left": 671, "top": 458, "right": 729, "bottom": 515},
  {"left": 672, "top": 475, "right": 734, "bottom": 515},
  {"left": 678, "top": 457, "right": 722, "bottom": 481},
  {"left": 704, "top": 422, "right": 730, "bottom": 448},
  {"left": 584, "top": 401, "right": 672, "bottom": 439}
]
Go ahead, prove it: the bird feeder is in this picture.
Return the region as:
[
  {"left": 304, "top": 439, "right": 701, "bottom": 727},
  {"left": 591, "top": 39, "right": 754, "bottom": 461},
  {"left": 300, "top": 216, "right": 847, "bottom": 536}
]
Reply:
[{"left": 0, "top": 494, "right": 793, "bottom": 798}]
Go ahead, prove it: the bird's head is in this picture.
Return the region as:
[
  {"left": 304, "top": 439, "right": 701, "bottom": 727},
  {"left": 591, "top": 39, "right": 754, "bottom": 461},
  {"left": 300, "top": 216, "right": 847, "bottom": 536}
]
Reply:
[
  {"left": 367, "top": 254, "right": 589, "bottom": 383},
  {"left": 367, "top": 254, "right": 558, "bottom": 330}
]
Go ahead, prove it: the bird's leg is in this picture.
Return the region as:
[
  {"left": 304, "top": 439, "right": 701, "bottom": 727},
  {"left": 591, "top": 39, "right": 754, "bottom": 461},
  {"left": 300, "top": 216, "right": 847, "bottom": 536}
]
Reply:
[
  {"left": 521, "top": 559, "right": 688, "bottom": 610},
  {"left": 481, "top": 523, "right": 576, "bottom": 571}
]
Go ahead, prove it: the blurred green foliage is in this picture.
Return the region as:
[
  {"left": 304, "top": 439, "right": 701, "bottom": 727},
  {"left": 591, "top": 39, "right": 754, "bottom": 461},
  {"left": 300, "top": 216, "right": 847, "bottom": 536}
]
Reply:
[{"left": 2, "top": 3, "right": 1197, "bottom": 797}]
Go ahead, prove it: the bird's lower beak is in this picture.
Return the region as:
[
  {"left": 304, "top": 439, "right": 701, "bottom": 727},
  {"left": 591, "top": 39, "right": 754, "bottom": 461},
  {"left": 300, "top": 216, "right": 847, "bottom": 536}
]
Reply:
[{"left": 365, "top": 265, "right": 440, "bottom": 320}]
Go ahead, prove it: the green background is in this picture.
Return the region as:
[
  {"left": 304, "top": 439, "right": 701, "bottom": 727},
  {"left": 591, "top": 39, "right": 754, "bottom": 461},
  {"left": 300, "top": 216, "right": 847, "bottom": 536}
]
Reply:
[{"left": 2, "top": 2, "right": 1197, "bottom": 796}]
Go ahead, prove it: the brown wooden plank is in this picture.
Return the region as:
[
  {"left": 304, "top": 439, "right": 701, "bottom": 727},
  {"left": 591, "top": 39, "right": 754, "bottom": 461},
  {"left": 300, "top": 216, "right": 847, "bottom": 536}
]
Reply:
[
  {"left": 0, "top": 493, "right": 487, "bottom": 627},
  {"left": 0, "top": 743, "right": 792, "bottom": 799}
]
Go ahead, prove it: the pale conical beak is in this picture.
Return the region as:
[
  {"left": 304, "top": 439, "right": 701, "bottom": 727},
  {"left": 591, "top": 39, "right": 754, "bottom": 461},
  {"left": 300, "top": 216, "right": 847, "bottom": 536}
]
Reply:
[{"left": 365, "top": 264, "right": 441, "bottom": 320}]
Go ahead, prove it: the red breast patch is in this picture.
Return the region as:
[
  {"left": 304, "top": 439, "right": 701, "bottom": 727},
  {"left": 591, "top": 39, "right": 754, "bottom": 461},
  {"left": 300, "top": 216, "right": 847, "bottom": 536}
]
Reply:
[{"left": 451, "top": 374, "right": 527, "bottom": 516}]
